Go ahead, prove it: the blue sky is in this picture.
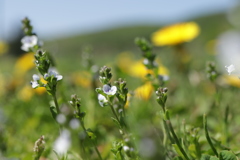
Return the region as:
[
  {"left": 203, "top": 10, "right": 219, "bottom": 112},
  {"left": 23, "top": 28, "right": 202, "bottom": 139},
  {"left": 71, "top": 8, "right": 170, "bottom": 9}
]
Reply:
[{"left": 0, "top": 0, "right": 237, "bottom": 40}]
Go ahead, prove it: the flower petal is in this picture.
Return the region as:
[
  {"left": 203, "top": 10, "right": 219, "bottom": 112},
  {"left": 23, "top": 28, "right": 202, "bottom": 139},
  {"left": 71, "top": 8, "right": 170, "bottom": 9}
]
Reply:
[
  {"left": 31, "top": 81, "right": 39, "bottom": 88},
  {"left": 225, "top": 64, "right": 235, "bottom": 75},
  {"left": 33, "top": 74, "right": 40, "bottom": 81}
]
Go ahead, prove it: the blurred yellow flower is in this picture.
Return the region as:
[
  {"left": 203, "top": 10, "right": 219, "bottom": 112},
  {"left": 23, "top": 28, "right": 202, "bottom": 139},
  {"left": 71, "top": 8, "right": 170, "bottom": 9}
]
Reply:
[
  {"left": 0, "top": 41, "right": 9, "bottom": 55},
  {"left": 223, "top": 75, "right": 240, "bottom": 88},
  {"left": 129, "top": 60, "right": 169, "bottom": 79},
  {"left": 34, "top": 86, "right": 46, "bottom": 95},
  {"left": 117, "top": 52, "right": 134, "bottom": 73},
  {"left": 71, "top": 71, "right": 91, "bottom": 88},
  {"left": 124, "top": 93, "right": 131, "bottom": 109},
  {"left": 0, "top": 74, "right": 6, "bottom": 96},
  {"left": 14, "top": 52, "right": 35, "bottom": 75},
  {"left": 135, "top": 82, "right": 154, "bottom": 100},
  {"left": 151, "top": 22, "right": 200, "bottom": 46},
  {"left": 18, "top": 83, "right": 46, "bottom": 101},
  {"left": 18, "top": 85, "right": 34, "bottom": 101}
]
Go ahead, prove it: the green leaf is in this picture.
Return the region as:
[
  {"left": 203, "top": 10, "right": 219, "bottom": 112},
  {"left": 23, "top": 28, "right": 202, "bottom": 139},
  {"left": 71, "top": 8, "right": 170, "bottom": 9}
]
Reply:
[
  {"left": 173, "top": 156, "right": 184, "bottom": 160},
  {"left": 111, "top": 117, "right": 121, "bottom": 128},
  {"left": 86, "top": 129, "right": 96, "bottom": 140},
  {"left": 201, "top": 154, "right": 211, "bottom": 160},
  {"left": 50, "top": 106, "right": 57, "bottom": 120},
  {"left": 172, "top": 144, "right": 184, "bottom": 159},
  {"left": 210, "top": 156, "right": 219, "bottom": 160},
  {"left": 219, "top": 150, "right": 237, "bottom": 160}
]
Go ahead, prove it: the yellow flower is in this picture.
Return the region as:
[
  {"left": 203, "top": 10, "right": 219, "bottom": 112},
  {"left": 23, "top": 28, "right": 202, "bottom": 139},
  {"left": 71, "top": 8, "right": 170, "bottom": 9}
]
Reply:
[
  {"left": 135, "top": 82, "right": 154, "bottom": 100},
  {"left": 151, "top": 22, "right": 200, "bottom": 46},
  {"left": 129, "top": 60, "right": 169, "bottom": 79},
  {"left": 34, "top": 78, "right": 46, "bottom": 95},
  {"left": 0, "top": 74, "right": 6, "bottom": 96},
  {"left": 14, "top": 52, "right": 35, "bottom": 75},
  {"left": 17, "top": 85, "right": 34, "bottom": 101},
  {"left": 124, "top": 93, "right": 131, "bottom": 109},
  {"left": 117, "top": 52, "right": 134, "bottom": 73},
  {"left": 0, "top": 41, "right": 8, "bottom": 55},
  {"left": 71, "top": 71, "right": 91, "bottom": 88},
  {"left": 223, "top": 75, "right": 240, "bottom": 88}
]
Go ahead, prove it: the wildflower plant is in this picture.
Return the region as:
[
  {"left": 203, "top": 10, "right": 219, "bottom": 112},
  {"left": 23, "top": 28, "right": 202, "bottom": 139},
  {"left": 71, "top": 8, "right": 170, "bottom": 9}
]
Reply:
[
  {"left": 69, "top": 94, "right": 103, "bottom": 160},
  {"left": 22, "top": 18, "right": 62, "bottom": 117},
  {"left": 96, "top": 66, "right": 138, "bottom": 159},
  {"left": 33, "top": 135, "right": 45, "bottom": 160}
]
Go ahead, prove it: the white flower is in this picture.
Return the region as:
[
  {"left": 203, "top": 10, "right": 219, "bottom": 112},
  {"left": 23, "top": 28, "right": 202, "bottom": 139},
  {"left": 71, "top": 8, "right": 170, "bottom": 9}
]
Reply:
[
  {"left": 225, "top": 64, "right": 235, "bottom": 75},
  {"left": 53, "top": 129, "right": 71, "bottom": 155},
  {"left": 143, "top": 59, "right": 149, "bottom": 65},
  {"left": 69, "top": 119, "right": 80, "bottom": 129},
  {"left": 44, "top": 69, "right": 63, "bottom": 81},
  {"left": 56, "top": 114, "right": 66, "bottom": 124},
  {"left": 31, "top": 74, "right": 40, "bottom": 88},
  {"left": 102, "top": 84, "right": 117, "bottom": 95},
  {"left": 21, "top": 35, "right": 38, "bottom": 51},
  {"left": 123, "top": 146, "right": 130, "bottom": 151},
  {"left": 98, "top": 94, "right": 108, "bottom": 107}
]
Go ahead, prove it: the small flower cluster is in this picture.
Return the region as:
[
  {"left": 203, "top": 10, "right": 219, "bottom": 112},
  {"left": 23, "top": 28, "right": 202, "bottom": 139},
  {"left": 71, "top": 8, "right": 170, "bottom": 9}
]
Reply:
[
  {"left": 135, "top": 37, "right": 156, "bottom": 70},
  {"left": 114, "top": 78, "right": 128, "bottom": 107},
  {"left": 206, "top": 61, "right": 219, "bottom": 82},
  {"left": 21, "top": 17, "right": 39, "bottom": 52},
  {"left": 96, "top": 66, "right": 117, "bottom": 107},
  {"left": 33, "top": 135, "right": 45, "bottom": 159},
  {"left": 69, "top": 94, "right": 85, "bottom": 119},
  {"left": 135, "top": 37, "right": 169, "bottom": 88},
  {"left": 22, "top": 18, "right": 63, "bottom": 96},
  {"left": 156, "top": 87, "right": 168, "bottom": 109},
  {"left": 28, "top": 45, "right": 62, "bottom": 96}
]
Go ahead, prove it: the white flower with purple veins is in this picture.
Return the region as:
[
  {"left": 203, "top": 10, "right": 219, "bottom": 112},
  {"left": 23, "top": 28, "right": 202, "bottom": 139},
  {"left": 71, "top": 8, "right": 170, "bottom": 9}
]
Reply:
[
  {"left": 21, "top": 35, "right": 38, "bottom": 52},
  {"left": 31, "top": 74, "right": 40, "bottom": 88},
  {"left": 102, "top": 84, "right": 117, "bottom": 95},
  {"left": 98, "top": 94, "right": 108, "bottom": 107},
  {"left": 44, "top": 69, "right": 63, "bottom": 81}
]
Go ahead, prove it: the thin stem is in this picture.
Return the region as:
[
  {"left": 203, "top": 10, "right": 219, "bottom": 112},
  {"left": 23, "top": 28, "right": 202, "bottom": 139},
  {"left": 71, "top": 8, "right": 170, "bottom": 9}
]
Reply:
[
  {"left": 53, "top": 94, "right": 60, "bottom": 114},
  {"left": 79, "top": 139, "right": 88, "bottom": 160},
  {"left": 52, "top": 94, "right": 63, "bottom": 133},
  {"left": 203, "top": 114, "right": 218, "bottom": 157},
  {"left": 110, "top": 104, "right": 121, "bottom": 126},
  {"left": 163, "top": 120, "right": 174, "bottom": 144},
  {"left": 224, "top": 105, "right": 229, "bottom": 146},
  {"left": 161, "top": 104, "right": 174, "bottom": 144},
  {"left": 79, "top": 119, "right": 103, "bottom": 160},
  {"left": 167, "top": 120, "right": 190, "bottom": 160},
  {"left": 93, "top": 141, "right": 103, "bottom": 160},
  {"left": 120, "top": 151, "right": 124, "bottom": 160}
]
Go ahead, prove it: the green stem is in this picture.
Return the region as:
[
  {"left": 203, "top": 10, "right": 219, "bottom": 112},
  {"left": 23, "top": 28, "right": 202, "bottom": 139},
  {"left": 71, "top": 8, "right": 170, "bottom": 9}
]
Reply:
[
  {"left": 92, "top": 141, "right": 103, "bottom": 160},
  {"left": 79, "top": 139, "right": 88, "bottom": 160},
  {"left": 224, "top": 106, "right": 229, "bottom": 146},
  {"left": 167, "top": 120, "right": 190, "bottom": 160},
  {"left": 163, "top": 120, "right": 174, "bottom": 144},
  {"left": 203, "top": 114, "right": 218, "bottom": 157},
  {"left": 161, "top": 104, "right": 174, "bottom": 145},
  {"left": 52, "top": 94, "right": 63, "bottom": 133},
  {"left": 53, "top": 94, "right": 60, "bottom": 114},
  {"left": 110, "top": 104, "right": 121, "bottom": 127},
  {"left": 80, "top": 119, "right": 103, "bottom": 160}
]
